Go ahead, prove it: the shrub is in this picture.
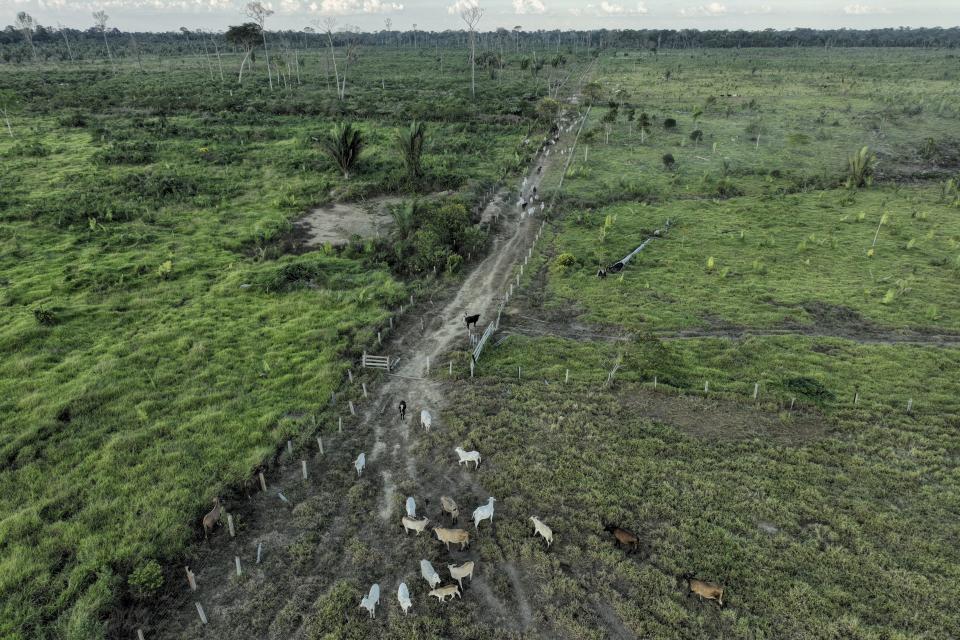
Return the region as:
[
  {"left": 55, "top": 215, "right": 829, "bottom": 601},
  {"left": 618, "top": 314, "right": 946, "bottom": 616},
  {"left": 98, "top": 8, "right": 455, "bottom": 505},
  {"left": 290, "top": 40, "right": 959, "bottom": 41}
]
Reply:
[
  {"left": 782, "top": 376, "right": 834, "bottom": 403},
  {"left": 446, "top": 253, "right": 463, "bottom": 274},
  {"left": 662, "top": 153, "right": 675, "bottom": 169},
  {"left": 846, "top": 146, "right": 876, "bottom": 189},
  {"left": 552, "top": 252, "right": 577, "bottom": 273},
  {"left": 58, "top": 112, "right": 88, "bottom": 127},
  {"left": 128, "top": 560, "right": 163, "bottom": 600},
  {"left": 663, "top": 118, "right": 677, "bottom": 129},
  {"left": 689, "top": 129, "right": 703, "bottom": 142},
  {"left": 33, "top": 307, "right": 56, "bottom": 326},
  {"left": 93, "top": 140, "right": 156, "bottom": 165}
]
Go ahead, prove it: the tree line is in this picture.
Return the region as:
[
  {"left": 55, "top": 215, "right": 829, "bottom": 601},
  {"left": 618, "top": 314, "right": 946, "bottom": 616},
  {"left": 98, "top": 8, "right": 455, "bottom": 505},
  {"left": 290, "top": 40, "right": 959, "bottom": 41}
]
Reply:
[{"left": 2, "top": 19, "right": 959, "bottom": 64}]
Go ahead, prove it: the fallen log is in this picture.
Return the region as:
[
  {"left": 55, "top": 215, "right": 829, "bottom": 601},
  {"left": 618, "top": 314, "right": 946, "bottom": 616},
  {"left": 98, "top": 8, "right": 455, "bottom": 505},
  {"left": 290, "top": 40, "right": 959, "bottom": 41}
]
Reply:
[{"left": 607, "top": 220, "right": 671, "bottom": 273}]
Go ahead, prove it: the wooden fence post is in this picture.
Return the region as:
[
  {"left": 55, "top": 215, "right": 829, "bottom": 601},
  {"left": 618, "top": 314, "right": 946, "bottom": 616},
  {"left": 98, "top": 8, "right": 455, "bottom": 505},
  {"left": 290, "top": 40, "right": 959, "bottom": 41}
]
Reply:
[
  {"left": 256, "top": 542, "right": 263, "bottom": 564},
  {"left": 362, "top": 383, "right": 368, "bottom": 398},
  {"left": 227, "top": 514, "right": 235, "bottom": 538},
  {"left": 316, "top": 436, "right": 324, "bottom": 454},
  {"left": 565, "top": 369, "right": 569, "bottom": 383},
  {"left": 907, "top": 398, "right": 913, "bottom": 412},
  {"left": 349, "top": 401, "right": 355, "bottom": 416},
  {"left": 518, "top": 366, "right": 521, "bottom": 380},
  {"left": 470, "top": 359, "right": 475, "bottom": 378},
  {"left": 854, "top": 392, "right": 860, "bottom": 405},
  {"left": 287, "top": 440, "right": 293, "bottom": 455},
  {"left": 753, "top": 382, "right": 759, "bottom": 400},
  {"left": 377, "top": 331, "right": 382, "bottom": 345},
  {"left": 348, "top": 369, "right": 353, "bottom": 383},
  {"left": 258, "top": 472, "right": 266, "bottom": 492},
  {"left": 195, "top": 603, "right": 208, "bottom": 625},
  {"left": 235, "top": 556, "right": 242, "bottom": 576},
  {"left": 389, "top": 317, "right": 393, "bottom": 329},
  {"left": 426, "top": 356, "right": 430, "bottom": 375},
  {"left": 137, "top": 630, "right": 145, "bottom": 640},
  {"left": 653, "top": 376, "right": 657, "bottom": 389},
  {"left": 301, "top": 461, "right": 308, "bottom": 480},
  {"left": 185, "top": 566, "right": 197, "bottom": 591},
  {"left": 338, "top": 417, "right": 343, "bottom": 432},
  {"left": 449, "top": 361, "right": 453, "bottom": 376},
  {"left": 704, "top": 381, "right": 709, "bottom": 393}
]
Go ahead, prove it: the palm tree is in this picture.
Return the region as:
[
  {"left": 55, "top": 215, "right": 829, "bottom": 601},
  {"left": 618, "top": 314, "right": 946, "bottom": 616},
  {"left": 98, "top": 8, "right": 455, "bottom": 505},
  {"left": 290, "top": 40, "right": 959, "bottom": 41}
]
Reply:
[
  {"left": 319, "top": 123, "right": 363, "bottom": 179},
  {"left": 395, "top": 121, "right": 426, "bottom": 183}
]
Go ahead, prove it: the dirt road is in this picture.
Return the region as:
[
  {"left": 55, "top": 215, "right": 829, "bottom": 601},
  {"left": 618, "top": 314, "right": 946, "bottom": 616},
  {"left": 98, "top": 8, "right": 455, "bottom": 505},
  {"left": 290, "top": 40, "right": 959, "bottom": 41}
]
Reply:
[{"left": 129, "top": 67, "right": 595, "bottom": 640}]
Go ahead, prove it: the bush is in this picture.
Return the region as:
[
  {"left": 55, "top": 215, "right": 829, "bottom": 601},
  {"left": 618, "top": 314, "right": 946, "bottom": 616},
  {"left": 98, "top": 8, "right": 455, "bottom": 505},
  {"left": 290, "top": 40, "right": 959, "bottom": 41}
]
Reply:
[
  {"left": 662, "top": 153, "right": 676, "bottom": 169},
  {"left": 128, "top": 560, "right": 163, "bottom": 600},
  {"left": 689, "top": 129, "right": 703, "bottom": 142},
  {"left": 552, "top": 252, "right": 577, "bottom": 273},
  {"left": 663, "top": 118, "right": 677, "bottom": 129},
  {"left": 445, "top": 253, "right": 463, "bottom": 274},
  {"left": 93, "top": 140, "right": 157, "bottom": 165},
  {"left": 33, "top": 307, "right": 57, "bottom": 326}
]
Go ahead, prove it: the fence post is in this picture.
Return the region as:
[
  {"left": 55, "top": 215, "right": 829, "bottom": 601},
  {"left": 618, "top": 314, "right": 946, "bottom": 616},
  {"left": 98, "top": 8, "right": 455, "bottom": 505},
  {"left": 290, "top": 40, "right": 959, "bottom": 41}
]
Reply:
[
  {"left": 349, "top": 401, "right": 355, "bottom": 416},
  {"left": 790, "top": 397, "right": 796, "bottom": 410},
  {"left": 753, "top": 382, "right": 759, "bottom": 400},
  {"left": 426, "top": 357, "right": 430, "bottom": 375},
  {"left": 449, "top": 361, "right": 453, "bottom": 377},
  {"left": 338, "top": 417, "right": 343, "bottom": 432},
  {"left": 854, "top": 392, "right": 860, "bottom": 405},
  {"left": 256, "top": 542, "right": 263, "bottom": 564},
  {"left": 362, "top": 383, "right": 368, "bottom": 398},
  {"left": 316, "top": 436, "right": 324, "bottom": 454},
  {"left": 348, "top": 369, "right": 353, "bottom": 383},
  {"left": 518, "top": 366, "right": 521, "bottom": 380},
  {"left": 258, "top": 472, "right": 266, "bottom": 492},
  {"left": 186, "top": 566, "right": 197, "bottom": 591},
  {"left": 137, "top": 630, "right": 145, "bottom": 640},
  {"left": 653, "top": 376, "right": 657, "bottom": 389},
  {"left": 287, "top": 440, "right": 293, "bottom": 455},
  {"left": 227, "top": 514, "right": 235, "bottom": 538},
  {"left": 301, "top": 460, "right": 308, "bottom": 480},
  {"left": 704, "top": 380, "right": 709, "bottom": 393},
  {"left": 378, "top": 331, "right": 382, "bottom": 345},
  {"left": 389, "top": 317, "right": 393, "bottom": 329},
  {"left": 907, "top": 398, "right": 913, "bottom": 412},
  {"left": 565, "top": 368, "right": 569, "bottom": 383},
  {"left": 195, "top": 603, "right": 208, "bottom": 625},
  {"left": 235, "top": 556, "right": 242, "bottom": 577},
  {"left": 470, "top": 359, "right": 475, "bottom": 378}
]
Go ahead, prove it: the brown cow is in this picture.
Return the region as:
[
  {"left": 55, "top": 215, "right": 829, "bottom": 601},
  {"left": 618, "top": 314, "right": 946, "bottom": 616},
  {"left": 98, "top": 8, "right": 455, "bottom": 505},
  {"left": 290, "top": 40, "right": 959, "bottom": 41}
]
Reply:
[{"left": 682, "top": 573, "right": 725, "bottom": 607}]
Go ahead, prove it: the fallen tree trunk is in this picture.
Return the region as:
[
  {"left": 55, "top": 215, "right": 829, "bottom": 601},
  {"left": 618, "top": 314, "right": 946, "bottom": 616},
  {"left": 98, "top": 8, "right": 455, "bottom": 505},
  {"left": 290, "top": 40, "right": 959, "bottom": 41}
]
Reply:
[{"left": 607, "top": 219, "right": 671, "bottom": 273}]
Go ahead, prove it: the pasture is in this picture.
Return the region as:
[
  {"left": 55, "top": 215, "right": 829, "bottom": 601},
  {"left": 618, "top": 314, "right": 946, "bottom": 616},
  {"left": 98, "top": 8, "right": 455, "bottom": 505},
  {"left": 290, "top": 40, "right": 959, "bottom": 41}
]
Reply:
[{"left": 2, "top": 36, "right": 960, "bottom": 640}]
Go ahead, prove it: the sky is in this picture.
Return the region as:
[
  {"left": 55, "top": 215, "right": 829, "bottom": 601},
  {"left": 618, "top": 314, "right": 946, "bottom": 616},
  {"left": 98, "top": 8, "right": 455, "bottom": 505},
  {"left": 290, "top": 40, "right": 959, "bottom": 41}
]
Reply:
[{"left": 3, "top": 0, "right": 958, "bottom": 33}]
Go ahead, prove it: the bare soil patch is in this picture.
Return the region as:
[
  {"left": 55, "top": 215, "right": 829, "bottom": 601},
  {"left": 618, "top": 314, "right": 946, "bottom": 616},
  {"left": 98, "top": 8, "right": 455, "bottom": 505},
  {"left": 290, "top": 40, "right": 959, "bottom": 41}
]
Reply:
[
  {"left": 293, "top": 197, "right": 399, "bottom": 247},
  {"left": 620, "top": 386, "right": 830, "bottom": 444}
]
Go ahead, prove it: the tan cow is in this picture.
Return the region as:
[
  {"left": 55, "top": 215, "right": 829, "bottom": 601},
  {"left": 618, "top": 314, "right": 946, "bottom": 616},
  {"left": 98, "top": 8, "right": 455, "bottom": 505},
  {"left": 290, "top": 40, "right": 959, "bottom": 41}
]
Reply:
[{"left": 433, "top": 527, "right": 470, "bottom": 550}]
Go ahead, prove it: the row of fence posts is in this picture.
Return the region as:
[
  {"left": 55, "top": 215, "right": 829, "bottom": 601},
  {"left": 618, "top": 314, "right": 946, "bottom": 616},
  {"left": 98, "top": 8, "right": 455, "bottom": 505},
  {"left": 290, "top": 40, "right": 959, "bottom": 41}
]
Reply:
[{"left": 160, "top": 289, "right": 429, "bottom": 634}]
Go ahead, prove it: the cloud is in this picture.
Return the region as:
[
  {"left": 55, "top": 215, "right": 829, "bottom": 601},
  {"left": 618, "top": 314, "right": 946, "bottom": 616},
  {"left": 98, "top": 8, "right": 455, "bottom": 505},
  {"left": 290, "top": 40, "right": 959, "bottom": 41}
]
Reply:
[
  {"left": 743, "top": 4, "right": 772, "bottom": 14},
  {"left": 843, "top": 3, "right": 891, "bottom": 14},
  {"left": 678, "top": 2, "right": 727, "bottom": 16},
  {"left": 512, "top": 0, "right": 545, "bottom": 14},
  {"left": 447, "top": 0, "right": 477, "bottom": 14},
  {"left": 571, "top": 1, "right": 646, "bottom": 16},
  {"left": 27, "top": 0, "right": 236, "bottom": 10},
  {"left": 311, "top": 0, "right": 403, "bottom": 13}
]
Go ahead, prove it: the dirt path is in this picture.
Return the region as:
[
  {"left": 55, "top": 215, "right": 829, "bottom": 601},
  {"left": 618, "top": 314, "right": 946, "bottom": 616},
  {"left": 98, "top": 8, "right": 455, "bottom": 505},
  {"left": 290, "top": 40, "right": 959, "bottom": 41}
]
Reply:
[{"left": 127, "top": 63, "right": 597, "bottom": 640}]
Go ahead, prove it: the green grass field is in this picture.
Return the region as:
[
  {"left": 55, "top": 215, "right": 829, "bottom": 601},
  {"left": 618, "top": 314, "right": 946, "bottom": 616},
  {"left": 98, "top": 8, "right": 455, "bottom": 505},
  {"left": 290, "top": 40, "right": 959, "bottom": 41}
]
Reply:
[{"left": 0, "top": 47, "right": 586, "bottom": 638}]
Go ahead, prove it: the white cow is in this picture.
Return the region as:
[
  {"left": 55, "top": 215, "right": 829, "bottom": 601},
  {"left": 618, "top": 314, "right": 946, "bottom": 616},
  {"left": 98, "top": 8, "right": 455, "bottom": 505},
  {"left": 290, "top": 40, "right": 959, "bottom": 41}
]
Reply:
[
  {"left": 472, "top": 497, "right": 497, "bottom": 530},
  {"left": 420, "top": 559, "right": 441, "bottom": 589},
  {"left": 397, "top": 582, "right": 412, "bottom": 614},
  {"left": 420, "top": 409, "right": 432, "bottom": 432},
  {"left": 354, "top": 452, "right": 365, "bottom": 477},
  {"left": 405, "top": 496, "right": 417, "bottom": 518},
  {"left": 454, "top": 446, "right": 481, "bottom": 469},
  {"left": 359, "top": 583, "right": 380, "bottom": 618}
]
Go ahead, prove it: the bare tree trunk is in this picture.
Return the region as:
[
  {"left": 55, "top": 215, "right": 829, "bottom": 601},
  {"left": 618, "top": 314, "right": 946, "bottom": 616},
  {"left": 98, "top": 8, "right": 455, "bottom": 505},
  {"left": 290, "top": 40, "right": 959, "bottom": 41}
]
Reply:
[
  {"left": 326, "top": 34, "right": 340, "bottom": 99},
  {"left": 261, "top": 31, "right": 273, "bottom": 89},
  {"left": 102, "top": 31, "right": 115, "bottom": 73},
  {"left": 210, "top": 35, "right": 224, "bottom": 83},
  {"left": 0, "top": 106, "right": 13, "bottom": 137},
  {"left": 470, "top": 30, "right": 476, "bottom": 98},
  {"left": 293, "top": 49, "right": 301, "bottom": 85},
  {"left": 238, "top": 48, "right": 251, "bottom": 84},
  {"left": 130, "top": 34, "right": 143, "bottom": 72},
  {"left": 61, "top": 29, "right": 74, "bottom": 61}
]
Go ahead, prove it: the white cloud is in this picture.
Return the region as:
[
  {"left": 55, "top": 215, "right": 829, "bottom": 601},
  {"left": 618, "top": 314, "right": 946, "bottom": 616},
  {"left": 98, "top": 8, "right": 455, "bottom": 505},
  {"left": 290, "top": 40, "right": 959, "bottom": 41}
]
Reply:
[
  {"left": 843, "top": 3, "right": 891, "bottom": 14},
  {"left": 743, "top": 4, "right": 772, "bottom": 14},
  {"left": 572, "top": 1, "right": 646, "bottom": 15},
  {"left": 311, "top": 0, "right": 402, "bottom": 13},
  {"left": 32, "top": 0, "right": 236, "bottom": 10},
  {"left": 447, "top": 0, "right": 477, "bottom": 13},
  {"left": 513, "top": 0, "right": 545, "bottom": 14},
  {"left": 678, "top": 2, "right": 727, "bottom": 16}
]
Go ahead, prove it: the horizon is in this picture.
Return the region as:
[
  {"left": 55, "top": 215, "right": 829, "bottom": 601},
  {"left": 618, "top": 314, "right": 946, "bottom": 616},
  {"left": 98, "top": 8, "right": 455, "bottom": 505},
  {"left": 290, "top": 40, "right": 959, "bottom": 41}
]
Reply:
[{"left": 5, "top": 1, "right": 959, "bottom": 34}]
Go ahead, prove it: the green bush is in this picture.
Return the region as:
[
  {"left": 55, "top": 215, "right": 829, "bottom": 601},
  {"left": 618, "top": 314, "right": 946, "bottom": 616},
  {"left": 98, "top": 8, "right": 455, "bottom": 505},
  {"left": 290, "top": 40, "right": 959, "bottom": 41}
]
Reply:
[
  {"left": 128, "top": 560, "right": 163, "bottom": 600},
  {"left": 663, "top": 117, "right": 677, "bottom": 129}
]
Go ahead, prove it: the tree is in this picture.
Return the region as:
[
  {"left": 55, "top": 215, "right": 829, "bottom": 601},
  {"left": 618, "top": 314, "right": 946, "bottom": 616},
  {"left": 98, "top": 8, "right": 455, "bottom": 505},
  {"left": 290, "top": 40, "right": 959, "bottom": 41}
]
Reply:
[
  {"left": 513, "top": 25, "right": 522, "bottom": 52},
  {"left": 15, "top": 12, "right": 36, "bottom": 62},
  {"left": 395, "top": 120, "right": 427, "bottom": 183},
  {"left": 56, "top": 23, "right": 75, "bottom": 62},
  {"left": 460, "top": 4, "right": 484, "bottom": 99},
  {"left": 319, "top": 122, "right": 363, "bottom": 179},
  {"left": 92, "top": 11, "right": 115, "bottom": 72},
  {"left": 317, "top": 18, "right": 342, "bottom": 100},
  {"left": 245, "top": 1, "right": 274, "bottom": 90},
  {"left": 226, "top": 23, "right": 261, "bottom": 84}
]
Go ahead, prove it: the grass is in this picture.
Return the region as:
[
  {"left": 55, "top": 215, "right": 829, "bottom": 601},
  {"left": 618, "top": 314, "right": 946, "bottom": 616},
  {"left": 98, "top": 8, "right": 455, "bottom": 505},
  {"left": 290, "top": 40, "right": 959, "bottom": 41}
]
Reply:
[{"left": 0, "top": 49, "right": 588, "bottom": 638}]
